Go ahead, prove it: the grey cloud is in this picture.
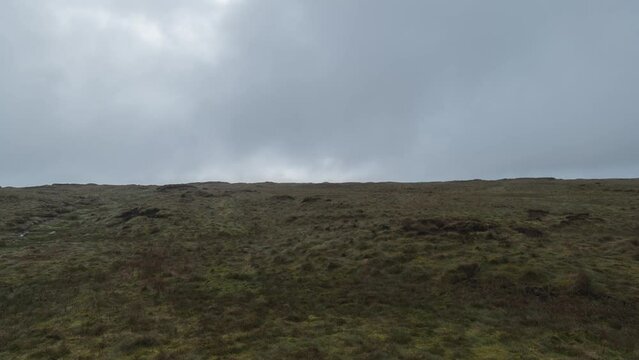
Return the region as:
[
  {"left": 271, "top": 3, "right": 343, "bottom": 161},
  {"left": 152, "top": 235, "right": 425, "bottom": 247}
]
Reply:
[{"left": 1, "top": 0, "right": 638, "bottom": 186}]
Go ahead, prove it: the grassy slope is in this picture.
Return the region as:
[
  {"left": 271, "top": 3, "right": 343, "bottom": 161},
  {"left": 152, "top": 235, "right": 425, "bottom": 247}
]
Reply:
[{"left": 1, "top": 179, "right": 638, "bottom": 359}]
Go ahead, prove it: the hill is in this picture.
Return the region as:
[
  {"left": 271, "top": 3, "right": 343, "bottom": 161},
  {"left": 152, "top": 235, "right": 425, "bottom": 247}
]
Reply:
[{"left": 1, "top": 179, "right": 638, "bottom": 359}]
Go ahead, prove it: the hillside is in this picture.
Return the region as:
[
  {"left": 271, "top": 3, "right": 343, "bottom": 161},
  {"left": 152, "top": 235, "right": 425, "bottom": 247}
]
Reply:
[{"left": 1, "top": 179, "right": 638, "bottom": 359}]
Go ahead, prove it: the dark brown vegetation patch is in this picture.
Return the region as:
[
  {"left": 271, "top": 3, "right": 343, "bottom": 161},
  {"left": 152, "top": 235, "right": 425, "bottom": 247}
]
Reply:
[
  {"left": 569, "top": 271, "right": 595, "bottom": 297},
  {"left": 558, "top": 212, "right": 603, "bottom": 226},
  {"left": 513, "top": 226, "right": 545, "bottom": 237},
  {"left": 156, "top": 184, "right": 197, "bottom": 192},
  {"left": 271, "top": 195, "right": 295, "bottom": 201},
  {"left": 527, "top": 209, "right": 549, "bottom": 220},
  {"left": 402, "top": 218, "right": 496, "bottom": 235},
  {"left": 446, "top": 263, "right": 480, "bottom": 283},
  {"left": 117, "top": 207, "right": 165, "bottom": 222}
]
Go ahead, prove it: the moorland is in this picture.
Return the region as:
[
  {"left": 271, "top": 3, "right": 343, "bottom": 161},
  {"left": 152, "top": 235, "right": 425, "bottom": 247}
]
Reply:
[{"left": 1, "top": 179, "right": 638, "bottom": 359}]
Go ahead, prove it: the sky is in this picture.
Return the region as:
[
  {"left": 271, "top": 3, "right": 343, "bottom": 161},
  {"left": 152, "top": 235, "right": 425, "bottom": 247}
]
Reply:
[{"left": 1, "top": 0, "right": 638, "bottom": 186}]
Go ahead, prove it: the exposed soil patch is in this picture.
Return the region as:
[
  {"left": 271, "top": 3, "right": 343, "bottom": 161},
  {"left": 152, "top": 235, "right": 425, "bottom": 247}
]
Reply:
[
  {"left": 402, "top": 218, "right": 496, "bottom": 235},
  {"left": 402, "top": 218, "right": 445, "bottom": 235},
  {"left": 527, "top": 209, "right": 549, "bottom": 220},
  {"left": 179, "top": 190, "right": 215, "bottom": 199},
  {"left": 157, "top": 184, "right": 197, "bottom": 192},
  {"left": 196, "top": 190, "right": 215, "bottom": 198},
  {"left": 565, "top": 213, "right": 590, "bottom": 222},
  {"left": 513, "top": 226, "right": 545, "bottom": 238},
  {"left": 447, "top": 220, "right": 496, "bottom": 234},
  {"left": 558, "top": 212, "right": 604, "bottom": 227},
  {"left": 118, "top": 208, "right": 165, "bottom": 222},
  {"left": 446, "top": 263, "right": 480, "bottom": 283},
  {"left": 301, "top": 196, "right": 322, "bottom": 203},
  {"left": 225, "top": 189, "right": 258, "bottom": 194},
  {"left": 271, "top": 195, "right": 295, "bottom": 201}
]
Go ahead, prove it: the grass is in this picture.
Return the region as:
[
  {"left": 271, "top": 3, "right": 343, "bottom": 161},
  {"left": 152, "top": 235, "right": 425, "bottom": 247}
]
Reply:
[{"left": 0, "top": 179, "right": 638, "bottom": 358}]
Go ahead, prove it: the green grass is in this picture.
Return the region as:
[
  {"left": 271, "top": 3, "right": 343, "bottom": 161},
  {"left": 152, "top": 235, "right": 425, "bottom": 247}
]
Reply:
[{"left": 1, "top": 179, "right": 638, "bottom": 359}]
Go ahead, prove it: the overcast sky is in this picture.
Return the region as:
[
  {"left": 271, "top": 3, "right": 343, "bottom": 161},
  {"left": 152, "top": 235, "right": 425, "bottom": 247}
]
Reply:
[{"left": 1, "top": 1, "right": 638, "bottom": 186}]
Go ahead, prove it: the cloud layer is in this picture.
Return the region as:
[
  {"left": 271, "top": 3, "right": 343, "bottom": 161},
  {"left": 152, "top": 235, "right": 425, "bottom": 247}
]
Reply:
[{"left": 1, "top": 0, "right": 638, "bottom": 185}]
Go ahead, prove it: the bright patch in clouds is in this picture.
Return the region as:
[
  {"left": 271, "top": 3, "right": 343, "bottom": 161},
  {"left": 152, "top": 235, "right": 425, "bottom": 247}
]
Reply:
[{"left": 52, "top": 3, "right": 232, "bottom": 58}]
